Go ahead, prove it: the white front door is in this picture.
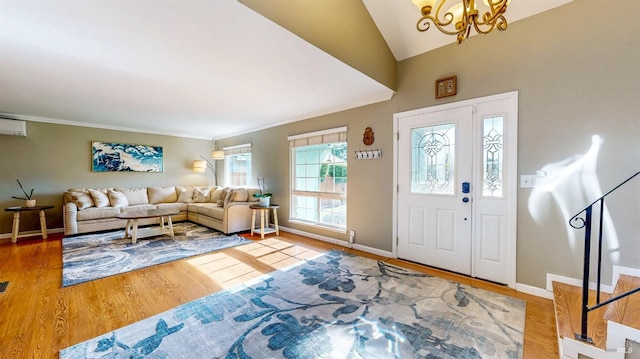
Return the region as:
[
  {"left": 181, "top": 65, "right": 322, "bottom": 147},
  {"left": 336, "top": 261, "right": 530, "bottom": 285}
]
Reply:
[
  {"left": 397, "top": 106, "right": 473, "bottom": 275},
  {"left": 395, "top": 92, "right": 518, "bottom": 286}
]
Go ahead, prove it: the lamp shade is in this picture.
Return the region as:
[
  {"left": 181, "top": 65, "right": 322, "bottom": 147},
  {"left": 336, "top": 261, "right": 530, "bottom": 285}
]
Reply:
[
  {"left": 211, "top": 150, "right": 224, "bottom": 160},
  {"left": 193, "top": 159, "right": 207, "bottom": 172}
]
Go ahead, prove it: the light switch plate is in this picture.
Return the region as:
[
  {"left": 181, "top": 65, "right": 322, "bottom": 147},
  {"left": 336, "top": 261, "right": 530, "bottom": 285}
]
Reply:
[{"left": 520, "top": 175, "right": 537, "bottom": 188}]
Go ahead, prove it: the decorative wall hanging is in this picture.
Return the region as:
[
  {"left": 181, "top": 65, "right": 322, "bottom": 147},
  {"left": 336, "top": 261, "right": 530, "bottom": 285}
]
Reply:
[
  {"left": 436, "top": 75, "right": 457, "bottom": 99},
  {"left": 363, "top": 127, "right": 375, "bottom": 145},
  {"left": 92, "top": 141, "right": 163, "bottom": 172}
]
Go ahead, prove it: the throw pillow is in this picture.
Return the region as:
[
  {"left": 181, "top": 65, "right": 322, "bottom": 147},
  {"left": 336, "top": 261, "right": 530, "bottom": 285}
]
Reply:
[
  {"left": 116, "top": 187, "right": 149, "bottom": 205},
  {"left": 193, "top": 187, "right": 211, "bottom": 203},
  {"left": 231, "top": 189, "right": 249, "bottom": 202},
  {"left": 148, "top": 186, "right": 178, "bottom": 204},
  {"left": 209, "top": 187, "right": 225, "bottom": 203},
  {"left": 177, "top": 188, "right": 194, "bottom": 203},
  {"left": 67, "top": 191, "right": 94, "bottom": 210},
  {"left": 224, "top": 189, "right": 235, "bottom": 206},
  {"left": 215, "top": 188, "right": 228, "bottom": 207},
  {"left": 108, "top": 189, "right": 129, "bottom": 208},
  {"left": 88, "top": 189, "right": 109, "bottom": 208}
]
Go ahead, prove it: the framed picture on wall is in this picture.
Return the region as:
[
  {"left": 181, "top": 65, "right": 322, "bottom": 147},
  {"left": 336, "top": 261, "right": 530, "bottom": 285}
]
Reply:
[{"left": 91, "top": 141, "right": 163, "bottom": 172}]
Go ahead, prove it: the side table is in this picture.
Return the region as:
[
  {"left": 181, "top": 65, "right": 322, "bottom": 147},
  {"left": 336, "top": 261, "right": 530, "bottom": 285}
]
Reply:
[
  {"left": 4, "top": 205, "right": 54, "bottom": 243},
  {"left": 250, "top": 204, "right": 280, "bottom": 240}
]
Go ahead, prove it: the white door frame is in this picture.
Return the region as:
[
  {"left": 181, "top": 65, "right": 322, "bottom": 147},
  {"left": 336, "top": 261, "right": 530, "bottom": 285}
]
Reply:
[{"left": 392, "top": 91, "right": 518, "bottom": 288}]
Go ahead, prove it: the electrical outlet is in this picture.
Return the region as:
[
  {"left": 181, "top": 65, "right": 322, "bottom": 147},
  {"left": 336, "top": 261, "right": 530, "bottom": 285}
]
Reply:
[
  {"left": 349, "top": 230, "right": 356, "bottom": 243},
  {"left": 520, "top": 175, "right": 537, "bottom": 188}
]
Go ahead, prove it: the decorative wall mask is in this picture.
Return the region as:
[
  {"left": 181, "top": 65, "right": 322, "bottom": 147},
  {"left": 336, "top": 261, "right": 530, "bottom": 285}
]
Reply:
[{"left": 363, "top": 127, "right": 375, "bottom": 145}]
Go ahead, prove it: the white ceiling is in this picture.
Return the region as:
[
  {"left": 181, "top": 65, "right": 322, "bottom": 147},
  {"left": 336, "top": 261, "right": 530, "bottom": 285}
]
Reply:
[{"left": 0, "top": 0, "right": 571, "bottom": 140}]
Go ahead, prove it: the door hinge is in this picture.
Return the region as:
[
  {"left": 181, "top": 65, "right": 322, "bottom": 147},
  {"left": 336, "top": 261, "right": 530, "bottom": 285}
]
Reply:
[
  {"left": 397, "top": 132, "right": 399, "bottom": 141},
  {"left": 396, "top": 236, "right": 399, "bottom": 246},
  {"left": 397, "top": 185, "right": 399, "bottom": 193}
]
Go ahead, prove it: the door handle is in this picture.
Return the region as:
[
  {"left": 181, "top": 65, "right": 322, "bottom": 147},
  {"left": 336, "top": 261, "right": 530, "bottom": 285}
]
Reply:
[{"left": 462, "top": 197, "right": 470, "bottom": 203}]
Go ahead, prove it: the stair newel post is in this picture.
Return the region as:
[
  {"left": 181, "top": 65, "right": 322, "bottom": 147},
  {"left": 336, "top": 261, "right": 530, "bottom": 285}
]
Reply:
[{"left": 576, "top": 205, "right": 593, "bottom": 343}]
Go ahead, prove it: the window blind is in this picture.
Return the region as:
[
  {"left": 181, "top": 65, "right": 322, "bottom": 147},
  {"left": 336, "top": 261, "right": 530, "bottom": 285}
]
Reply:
[
  {"left": 287, "top": 126, "right": 348, "bottom": 148},
  {"left": 222, "top": 143, "right": 251, "bottom": 155}
]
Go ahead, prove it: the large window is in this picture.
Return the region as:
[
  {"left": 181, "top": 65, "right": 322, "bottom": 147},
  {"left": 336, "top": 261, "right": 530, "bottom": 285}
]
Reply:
[
  {"left": 289, "top": 127, "right": 347, "bottom": 231},
  {"left": 223, "top": 144, "right": 252, "bottom": 187}
]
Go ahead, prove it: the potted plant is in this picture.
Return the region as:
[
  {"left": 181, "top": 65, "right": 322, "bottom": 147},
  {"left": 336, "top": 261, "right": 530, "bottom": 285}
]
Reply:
[
  {"left": 12, "top": 179, "right": 36, "bottom": 207},
  {"left": 253, "top": 174, "right": 272, "bottom": 207}
]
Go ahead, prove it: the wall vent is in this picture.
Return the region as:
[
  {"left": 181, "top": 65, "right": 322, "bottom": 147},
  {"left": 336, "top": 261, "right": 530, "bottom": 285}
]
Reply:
[{"left": 0, "top": 118, "right": 26, "bottom": 136}]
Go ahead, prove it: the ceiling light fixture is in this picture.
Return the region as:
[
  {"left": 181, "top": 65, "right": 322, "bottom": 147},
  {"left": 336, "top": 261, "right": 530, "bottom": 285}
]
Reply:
[{"left": 412, "top": 0, "right": 509, "bottom": 44}]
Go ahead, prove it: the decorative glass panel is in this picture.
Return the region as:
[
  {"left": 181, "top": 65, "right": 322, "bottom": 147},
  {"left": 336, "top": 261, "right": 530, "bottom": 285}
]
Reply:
[
  {"left": 483, "top": 116, "right": 504, "bottom": 197},
  {"left": 411, "top": 123, "right": 455, "bottom": 194}
]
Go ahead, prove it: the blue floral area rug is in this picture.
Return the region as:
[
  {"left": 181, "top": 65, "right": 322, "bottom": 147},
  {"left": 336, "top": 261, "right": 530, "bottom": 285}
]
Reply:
[
  {"left": 62, "top": 222, "right": 252, "bottom": 287},
  {"left": 60, "top": 250, "right": 525, "bottom": 358}
]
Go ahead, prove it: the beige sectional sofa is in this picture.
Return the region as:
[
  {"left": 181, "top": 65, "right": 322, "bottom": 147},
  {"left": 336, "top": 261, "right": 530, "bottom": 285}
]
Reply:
[{"left": 63, "top": 186, "right": 262, "bottom": 236}]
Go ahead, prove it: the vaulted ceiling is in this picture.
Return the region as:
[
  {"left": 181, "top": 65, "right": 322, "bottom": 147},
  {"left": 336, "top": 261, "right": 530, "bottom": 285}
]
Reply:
[{"left": 0, "top": 0, "right": 571, "bottom": 140}]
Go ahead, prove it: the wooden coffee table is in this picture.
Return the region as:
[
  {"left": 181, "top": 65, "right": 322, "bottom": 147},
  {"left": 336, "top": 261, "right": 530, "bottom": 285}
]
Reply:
[{"left": 115, "top": 208, "right": 179, "bottom": 244}]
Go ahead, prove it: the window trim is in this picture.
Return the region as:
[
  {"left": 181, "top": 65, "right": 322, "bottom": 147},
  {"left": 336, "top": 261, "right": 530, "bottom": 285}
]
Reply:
[{"left": 288, "top": 129, "right": 348, "bottom": 231}]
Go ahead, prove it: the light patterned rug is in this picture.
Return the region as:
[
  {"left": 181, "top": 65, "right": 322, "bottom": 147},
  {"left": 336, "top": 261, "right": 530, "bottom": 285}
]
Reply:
[
  {"left": 62, "top": 222, "right": 252, "bottom": 287},
  {"left": 60, "top": 250, "right": 525, "bottom": 358}
]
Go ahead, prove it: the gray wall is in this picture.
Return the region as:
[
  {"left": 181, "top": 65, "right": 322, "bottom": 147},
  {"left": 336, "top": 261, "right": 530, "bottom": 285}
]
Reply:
[
  {"left": 218, "top": 0, "right": 640, "bottom": 289},
  {"left": 0, "top": 122, "right": 214, "bottom": 234}
]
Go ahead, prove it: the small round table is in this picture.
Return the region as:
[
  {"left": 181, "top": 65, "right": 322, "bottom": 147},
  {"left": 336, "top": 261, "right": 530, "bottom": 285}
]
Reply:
[
  {"left": 250, "top": 204, "right": 280, "bottom": 239},
  {"left": 4, "top": 205, "right": 54, "bottom": 243}
]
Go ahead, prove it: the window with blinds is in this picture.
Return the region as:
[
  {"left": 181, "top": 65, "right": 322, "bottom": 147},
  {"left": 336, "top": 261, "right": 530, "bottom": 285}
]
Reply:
[
  {"left": 223, "top": 143, "right": 252, "bottom": 187},
  {"left": 288, "top": 127, "right": 347, "bottom": 231}
]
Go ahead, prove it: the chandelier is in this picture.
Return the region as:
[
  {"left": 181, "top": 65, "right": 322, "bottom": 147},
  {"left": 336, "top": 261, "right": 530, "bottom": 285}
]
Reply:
[{"left": 411, "top": 0, "right": 509, "bottom": 44}]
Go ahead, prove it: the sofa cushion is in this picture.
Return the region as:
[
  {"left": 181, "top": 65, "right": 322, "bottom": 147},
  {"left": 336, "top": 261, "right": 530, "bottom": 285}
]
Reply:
[
  {"left": 215, "top": 188, "right": 229, "bottom": 206},
  {"left": 116, "top": 188, "right": 149, "bottom": 205},
  {"left": 209, "top": 187, "right": 225, "bottom": 203},
  {"left": 176, "top": 189, "right": 193, "bottom": 203},
  {"left": 156, "top": 202, "right": 188, "bottom": 212},
  {"left": 193, "top": 187, "right": 211, "bottom": 203},
  {"left": 65, "top": 191, "right": 94, "bottom": 210},
  {"left": 77, "top": 206, "right": 122, "bottom": 221},
  {"left": 88, "top": 189, "right": 109, "bottom": 208},
  {"left": 107, "top": 189, "right": 129, "bottom": 208},
  {"left": 223, "top": 189, "right": 236, "bottom": 206},
  {"left": 148, "top": 186, "right": 177, "bottom": 204},
  {"left": 188, "top": 203, "right": 224, "bottom": 220},
  {"left": 231, "top": 188, "right": 249, "bottom": 202}
]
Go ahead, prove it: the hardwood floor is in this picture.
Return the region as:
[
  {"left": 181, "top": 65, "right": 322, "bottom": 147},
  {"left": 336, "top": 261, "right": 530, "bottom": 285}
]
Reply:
[{"left": 0, "top": 229, "right": 559, "bottom": 358}]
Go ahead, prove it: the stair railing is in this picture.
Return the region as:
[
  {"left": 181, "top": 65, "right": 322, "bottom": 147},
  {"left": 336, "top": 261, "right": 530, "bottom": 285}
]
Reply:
[{"left": 569, "top": 170, "right": 640, "bottom": 343}]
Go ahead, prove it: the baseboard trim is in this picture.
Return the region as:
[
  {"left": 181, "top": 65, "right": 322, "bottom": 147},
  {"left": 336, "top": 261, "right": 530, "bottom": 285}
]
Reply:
[
  {"left": 278, "top": 226, "right": 394, "bottom": 258},
  {"left": 545, "top": 265, "right": 640, "bottom": 295},
  {"left": 516, "top": 282, "right": 554, "bottom": 300},
  {"left": 0, "top": 227, "right": 64, "bottom": 243}
]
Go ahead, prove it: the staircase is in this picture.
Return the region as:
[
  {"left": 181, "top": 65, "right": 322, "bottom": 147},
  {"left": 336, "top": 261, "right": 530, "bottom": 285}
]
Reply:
[
  {"left": 553, "top": 274, "right": 640, "bottom": 358},
  {"left": 553, "top": 170, "right": 640, "bottom": 359}
]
